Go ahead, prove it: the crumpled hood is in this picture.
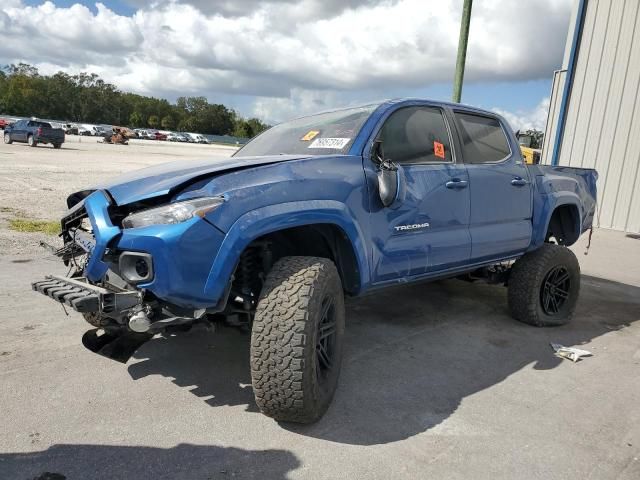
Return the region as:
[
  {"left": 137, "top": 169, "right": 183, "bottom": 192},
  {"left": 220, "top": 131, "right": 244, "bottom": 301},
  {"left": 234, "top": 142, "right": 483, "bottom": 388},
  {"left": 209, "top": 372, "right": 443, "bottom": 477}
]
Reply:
[{"left": 92, "top": 154, "right": 310, "bottom": 205}]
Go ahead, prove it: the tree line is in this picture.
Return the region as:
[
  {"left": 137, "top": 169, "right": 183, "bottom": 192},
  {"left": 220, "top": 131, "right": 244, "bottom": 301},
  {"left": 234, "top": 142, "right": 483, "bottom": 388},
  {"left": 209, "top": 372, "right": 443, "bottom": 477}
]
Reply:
[{"left": 0, "top": 63, "right": 269, "bottom": 138}]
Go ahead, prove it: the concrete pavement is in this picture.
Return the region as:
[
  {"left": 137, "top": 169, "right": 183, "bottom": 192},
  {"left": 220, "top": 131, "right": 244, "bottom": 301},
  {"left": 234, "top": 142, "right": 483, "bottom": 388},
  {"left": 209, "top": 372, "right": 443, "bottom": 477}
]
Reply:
[{"left": 0, "top": 229, "right": 638, "bottom": 479}]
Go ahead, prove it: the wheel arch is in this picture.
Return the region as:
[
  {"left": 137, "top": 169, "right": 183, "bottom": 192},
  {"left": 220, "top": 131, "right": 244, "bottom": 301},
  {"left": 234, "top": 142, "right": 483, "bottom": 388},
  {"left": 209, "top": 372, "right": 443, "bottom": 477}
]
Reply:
[
  {"left": 546, "top": 202, "right": 581, "bottom": 246},
  {"left": 203, "top": 201, "right": 370, "bottom": 301},
  {"left": 531, "top": 193, "right": 583, "bottom": 249}
]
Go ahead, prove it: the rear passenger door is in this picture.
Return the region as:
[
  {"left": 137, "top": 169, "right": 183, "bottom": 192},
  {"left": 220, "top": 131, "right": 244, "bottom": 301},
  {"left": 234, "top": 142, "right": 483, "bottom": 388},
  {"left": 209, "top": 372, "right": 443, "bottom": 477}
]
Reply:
[
  {"left": 451, "top": 111, "right": 533, "bottom": 262},
  {"left": 12, "top": 120, "right": 27, "bottom": 141}
]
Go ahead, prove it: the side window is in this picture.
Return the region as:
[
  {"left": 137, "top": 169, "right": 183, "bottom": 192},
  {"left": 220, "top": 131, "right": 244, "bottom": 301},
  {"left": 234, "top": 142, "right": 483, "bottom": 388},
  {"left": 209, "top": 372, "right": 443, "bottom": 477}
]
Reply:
[
  {"left": 379, "top": 107, "right": 453, "bottom": 164},
  {"left": 454, "top": 112, "right": 511, "bottom": 163}
]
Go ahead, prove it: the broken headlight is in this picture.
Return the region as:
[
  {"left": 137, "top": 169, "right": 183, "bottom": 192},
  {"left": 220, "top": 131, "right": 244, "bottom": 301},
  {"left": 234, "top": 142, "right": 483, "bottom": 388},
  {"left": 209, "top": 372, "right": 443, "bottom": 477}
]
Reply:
[{"left": 122, "top": 197, "right": 224, "bottom": 229}]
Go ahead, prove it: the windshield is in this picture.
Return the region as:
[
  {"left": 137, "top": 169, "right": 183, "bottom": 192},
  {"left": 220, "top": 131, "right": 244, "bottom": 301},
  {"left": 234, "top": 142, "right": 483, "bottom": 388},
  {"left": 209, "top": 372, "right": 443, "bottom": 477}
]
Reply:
[{"left": 235, "top": 104, "right": 379, "bottom": 157}]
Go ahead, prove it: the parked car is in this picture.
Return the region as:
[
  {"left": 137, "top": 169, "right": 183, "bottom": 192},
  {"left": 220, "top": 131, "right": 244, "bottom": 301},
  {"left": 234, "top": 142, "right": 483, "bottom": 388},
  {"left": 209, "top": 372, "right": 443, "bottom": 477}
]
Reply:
[
  {"left": 94, "top": 126, "right": 111, "bottom": 136},
  {"left": 63, "top": 123, "right": 79, "bottom": 135},
  {"left": 32, "top": 99, "right": 597, "bottom": 423},
  {"left": 78, "top": 124, "right": 105, "bottom": 136},
  {"left": 184, "top": 132, "right": 208, "bottom": 144},
  {"left": 167, "top": 133, "right": 188, "bottom": 142},
  {"left": 4, "top": 119, "right": 65, "bottom": 148},
  {"left": 194, "top": 134, "right": 208, "bottom": 144},
  {"left": 149, "top": 131, "right": 167, "bottom": 141},
  {"left": 78, "top": 125, "right": 91, "bottom": 136},
  {"left": 0, "top": 118, "right": 11, "bottom": 130}
]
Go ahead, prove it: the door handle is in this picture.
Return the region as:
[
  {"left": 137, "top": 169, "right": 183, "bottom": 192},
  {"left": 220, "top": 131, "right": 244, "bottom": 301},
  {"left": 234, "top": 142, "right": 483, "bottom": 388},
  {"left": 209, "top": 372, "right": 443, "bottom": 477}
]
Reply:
[
  {"left": 446, "top": 179, "right": 468, "bottom": 189},
  {"left": 511, "top": 177, "right": 528, "bottom": 187}
]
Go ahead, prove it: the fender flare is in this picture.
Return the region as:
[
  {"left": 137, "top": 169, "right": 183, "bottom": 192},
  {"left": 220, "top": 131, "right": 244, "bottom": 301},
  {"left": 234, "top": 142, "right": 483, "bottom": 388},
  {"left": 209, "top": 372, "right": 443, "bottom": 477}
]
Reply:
[
  {"left": 203, "top": 200, "right": 370, "bottom": 301},
  {"left": 531, "top": 192, "right": 582, "bottom": 248}
]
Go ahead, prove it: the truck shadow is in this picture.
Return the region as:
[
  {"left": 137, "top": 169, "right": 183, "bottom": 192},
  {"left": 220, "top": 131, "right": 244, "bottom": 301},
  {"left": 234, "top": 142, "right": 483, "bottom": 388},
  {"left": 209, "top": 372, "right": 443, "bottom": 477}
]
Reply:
[
  {"left": 128, "top": 275, "right": 639, "bottom": 446},
  {"left": 0, "top": 443, "right": 300, "bottom": 480},
  {"left": 128, "top": 326, "right": 258, "bottom": 412}
]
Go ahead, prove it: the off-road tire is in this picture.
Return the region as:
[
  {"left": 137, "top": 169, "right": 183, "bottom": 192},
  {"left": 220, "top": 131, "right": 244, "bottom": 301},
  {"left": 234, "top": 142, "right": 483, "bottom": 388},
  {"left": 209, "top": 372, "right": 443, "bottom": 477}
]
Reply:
[
  {"left": 251, "top": 256, "right": 345, "bottom": 423},
  {"left": 508, "top": 244, "right": 580, "bottom": 327},
  {"left": 28, "top": 135, "right": 37, "bottom": 147},
  {"left": 3, "top": 132, "right": 12, "bottom": 144},
  {"left": 82, "top": 312, "right": 110, "bottom": 328}
]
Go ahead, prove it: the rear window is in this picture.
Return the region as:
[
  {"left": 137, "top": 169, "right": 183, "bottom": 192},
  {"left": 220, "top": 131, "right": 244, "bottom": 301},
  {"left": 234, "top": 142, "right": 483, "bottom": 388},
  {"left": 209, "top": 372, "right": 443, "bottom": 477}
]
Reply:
[
  {"left": 454, "top": 113, "right": 511, "bottom": 163},
  {"left": 28, "top": 121, "right": 52, "bottom": 128}
]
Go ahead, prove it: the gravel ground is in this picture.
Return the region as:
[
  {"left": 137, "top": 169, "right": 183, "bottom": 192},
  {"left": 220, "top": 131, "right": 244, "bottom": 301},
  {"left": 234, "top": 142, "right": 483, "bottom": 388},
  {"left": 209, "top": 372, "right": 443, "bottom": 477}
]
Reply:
[{"left": 0, "top": 135, "right": 236, "bottom": 255}]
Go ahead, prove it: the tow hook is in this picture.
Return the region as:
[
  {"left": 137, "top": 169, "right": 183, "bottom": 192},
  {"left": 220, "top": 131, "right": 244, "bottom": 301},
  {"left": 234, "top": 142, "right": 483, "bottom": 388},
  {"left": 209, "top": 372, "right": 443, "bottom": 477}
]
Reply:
[
  {"left": 82, "top": 306, "right": 208, "bottom": 363},
  {"left": 128, "top": 305, "right": 153, "bottom": 333}
]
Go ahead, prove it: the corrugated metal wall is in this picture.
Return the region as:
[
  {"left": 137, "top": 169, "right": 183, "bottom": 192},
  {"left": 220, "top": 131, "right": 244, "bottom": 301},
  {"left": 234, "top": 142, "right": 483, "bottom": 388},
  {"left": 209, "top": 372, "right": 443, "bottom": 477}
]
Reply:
[{"left": 545, "top": 0, "right": 640, "bottom": 233}]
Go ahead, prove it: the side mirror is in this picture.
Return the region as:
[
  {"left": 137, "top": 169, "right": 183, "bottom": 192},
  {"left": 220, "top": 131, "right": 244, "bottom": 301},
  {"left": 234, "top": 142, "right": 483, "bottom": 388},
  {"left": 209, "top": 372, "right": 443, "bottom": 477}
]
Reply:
[
  {"left": 378, "top": 165, "right": 398, "bottom": 208},
  {"left": 371, "top": 139, "right": 401, "bottom": 207}
]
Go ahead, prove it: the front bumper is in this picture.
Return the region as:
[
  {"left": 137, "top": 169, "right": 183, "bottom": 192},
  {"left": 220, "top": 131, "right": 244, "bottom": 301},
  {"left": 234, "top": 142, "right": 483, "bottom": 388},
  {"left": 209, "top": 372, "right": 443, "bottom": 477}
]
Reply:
[{"left": 68, "top": 190, "right": 226, "bottom": 309}]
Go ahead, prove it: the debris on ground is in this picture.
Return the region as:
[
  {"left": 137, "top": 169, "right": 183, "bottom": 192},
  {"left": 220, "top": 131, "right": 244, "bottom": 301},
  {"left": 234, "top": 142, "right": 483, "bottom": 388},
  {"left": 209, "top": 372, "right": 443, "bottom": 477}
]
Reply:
[{"left": 551, "top": 343, "right": 593, "bottom": 362}]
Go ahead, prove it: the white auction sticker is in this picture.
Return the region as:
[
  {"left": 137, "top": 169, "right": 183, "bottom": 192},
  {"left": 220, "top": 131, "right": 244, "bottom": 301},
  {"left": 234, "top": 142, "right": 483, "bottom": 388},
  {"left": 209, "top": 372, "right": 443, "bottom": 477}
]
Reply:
[{"left": 308, "top": 137, "right": 351, "bottom": 149}]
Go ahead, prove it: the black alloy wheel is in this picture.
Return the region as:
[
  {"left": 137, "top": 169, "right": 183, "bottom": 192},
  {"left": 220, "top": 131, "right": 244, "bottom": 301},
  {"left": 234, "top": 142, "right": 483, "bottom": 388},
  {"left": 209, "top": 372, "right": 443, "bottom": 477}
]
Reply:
[
  {"left": 540, "top": 265, "right": 571, "bottom": 315},
  {"left": 315, "top": 296, "right": 337, "bottom": 383}
]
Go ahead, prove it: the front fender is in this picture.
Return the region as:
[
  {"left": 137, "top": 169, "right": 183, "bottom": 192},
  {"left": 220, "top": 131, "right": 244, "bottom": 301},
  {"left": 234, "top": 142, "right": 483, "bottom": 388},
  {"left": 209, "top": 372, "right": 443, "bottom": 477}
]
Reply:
[{"left": 203, "top": 200, "right": 370, "bottom": 301}]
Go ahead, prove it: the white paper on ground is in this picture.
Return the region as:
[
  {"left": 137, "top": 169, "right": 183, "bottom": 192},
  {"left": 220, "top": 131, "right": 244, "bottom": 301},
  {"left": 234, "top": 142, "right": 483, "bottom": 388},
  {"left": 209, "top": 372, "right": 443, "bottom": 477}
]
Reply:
[{"left": 550, "top": 343, "right": 593, "bottom": 362}]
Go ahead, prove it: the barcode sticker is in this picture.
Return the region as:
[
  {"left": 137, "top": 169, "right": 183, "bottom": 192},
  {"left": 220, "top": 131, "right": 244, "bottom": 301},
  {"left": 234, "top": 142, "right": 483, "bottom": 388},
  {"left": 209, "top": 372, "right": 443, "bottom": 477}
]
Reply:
[{"left": 308, "top": 137, "right": 350, "bottom": 149}]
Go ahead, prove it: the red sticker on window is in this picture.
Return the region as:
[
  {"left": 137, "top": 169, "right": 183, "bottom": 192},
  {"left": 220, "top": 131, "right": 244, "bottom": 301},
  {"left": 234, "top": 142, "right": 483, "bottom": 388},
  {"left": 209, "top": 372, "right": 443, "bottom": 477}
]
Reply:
[{"left": 434, "top": 141, "right": 445, "bottom": 159}]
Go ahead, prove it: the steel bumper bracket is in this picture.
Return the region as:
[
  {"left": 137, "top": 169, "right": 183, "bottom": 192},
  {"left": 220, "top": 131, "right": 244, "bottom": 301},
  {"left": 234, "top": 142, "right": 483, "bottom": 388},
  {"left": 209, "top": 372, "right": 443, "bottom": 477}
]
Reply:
[{"left": 32, "top": 275, "right": 140, "bottom": 314}]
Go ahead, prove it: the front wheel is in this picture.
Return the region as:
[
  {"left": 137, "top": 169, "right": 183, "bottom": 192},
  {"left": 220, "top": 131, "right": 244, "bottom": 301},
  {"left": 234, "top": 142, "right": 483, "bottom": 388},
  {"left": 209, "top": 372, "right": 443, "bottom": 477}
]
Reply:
[
  {"left": 4, "top": 132, "right": 12, "bottom": 144},
  {"left": 251, "top": 256, "right": 345, "bottom": 423},
  {"left": 508, "top": 244, "right": 580, "bottom": 326},
  {"left": 28, "top": 135, "right": 37, "bottom": 147}
]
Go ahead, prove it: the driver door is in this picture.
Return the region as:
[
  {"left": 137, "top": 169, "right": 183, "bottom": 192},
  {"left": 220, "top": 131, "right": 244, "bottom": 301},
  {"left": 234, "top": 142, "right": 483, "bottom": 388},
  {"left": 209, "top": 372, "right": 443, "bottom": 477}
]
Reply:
[{"left": 366, "top": 105, "right": 471, "bottom": 284}]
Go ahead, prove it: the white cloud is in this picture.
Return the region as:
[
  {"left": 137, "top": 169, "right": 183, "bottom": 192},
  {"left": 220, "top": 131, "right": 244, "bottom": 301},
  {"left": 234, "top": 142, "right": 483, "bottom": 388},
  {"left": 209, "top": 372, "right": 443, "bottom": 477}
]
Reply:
[
  {"left": 0, "top": 0, "right": 572, "bottom": 121},
  {"left": 493, "top": 97, "right": 551, "bottom": 132}
]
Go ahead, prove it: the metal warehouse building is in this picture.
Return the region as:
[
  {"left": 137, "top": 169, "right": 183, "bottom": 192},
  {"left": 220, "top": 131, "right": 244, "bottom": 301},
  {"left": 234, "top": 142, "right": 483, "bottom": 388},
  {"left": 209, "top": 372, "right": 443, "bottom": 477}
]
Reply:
[{"left": 543, "top": 0, "right": 640, "bottom": 234}]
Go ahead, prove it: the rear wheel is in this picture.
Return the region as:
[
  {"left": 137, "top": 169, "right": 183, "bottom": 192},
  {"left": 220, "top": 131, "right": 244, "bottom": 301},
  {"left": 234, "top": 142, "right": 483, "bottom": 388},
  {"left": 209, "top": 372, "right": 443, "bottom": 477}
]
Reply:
[
  {"left": 4, "top": 132, "right": 12, "bottom": 144},
  {"left": 250, "top": 256, "right": 345, "bottom": 423},
  {"left": 53, "top": 143, "right": 62, "bottom": 149},
  {"left": 28, "top": 135, "right": 37, "bottom": 147},
  {"left": 508, "top": 244, "right": 580, "bottom": 326}
]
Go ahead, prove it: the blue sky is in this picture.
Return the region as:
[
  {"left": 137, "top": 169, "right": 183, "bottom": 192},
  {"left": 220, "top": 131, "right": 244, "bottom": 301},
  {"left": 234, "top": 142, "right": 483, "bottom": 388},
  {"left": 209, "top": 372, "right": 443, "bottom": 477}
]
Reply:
[
  {"left": 4, "top": 0, "right": 573, "bottom": 128},
  {"left": 23, "top": 0, "right": 136, "bottom": 15}
]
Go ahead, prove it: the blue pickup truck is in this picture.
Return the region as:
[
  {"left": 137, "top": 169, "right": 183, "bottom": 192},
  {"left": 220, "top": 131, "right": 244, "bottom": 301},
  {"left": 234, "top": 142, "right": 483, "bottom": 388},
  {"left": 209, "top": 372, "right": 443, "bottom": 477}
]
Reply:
[
  {"left": 4, "top": 119, "right": 65, "bottom": 148},
  {"left": 33, "top": 99, "right": 597, "bottom": 423}
]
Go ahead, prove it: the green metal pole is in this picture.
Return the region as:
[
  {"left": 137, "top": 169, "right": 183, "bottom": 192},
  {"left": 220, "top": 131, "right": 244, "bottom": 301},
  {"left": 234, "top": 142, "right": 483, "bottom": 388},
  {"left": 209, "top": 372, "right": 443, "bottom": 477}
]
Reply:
[{"left": 452, "top": 0, "right": 473, "bottom": 103}]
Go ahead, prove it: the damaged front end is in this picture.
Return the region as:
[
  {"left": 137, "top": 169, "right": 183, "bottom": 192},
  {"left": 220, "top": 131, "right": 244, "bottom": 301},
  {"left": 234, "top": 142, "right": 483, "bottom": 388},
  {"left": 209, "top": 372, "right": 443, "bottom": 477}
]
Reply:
[{"left": 32, "top": 190, "right": 212, "bottom": 363}]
